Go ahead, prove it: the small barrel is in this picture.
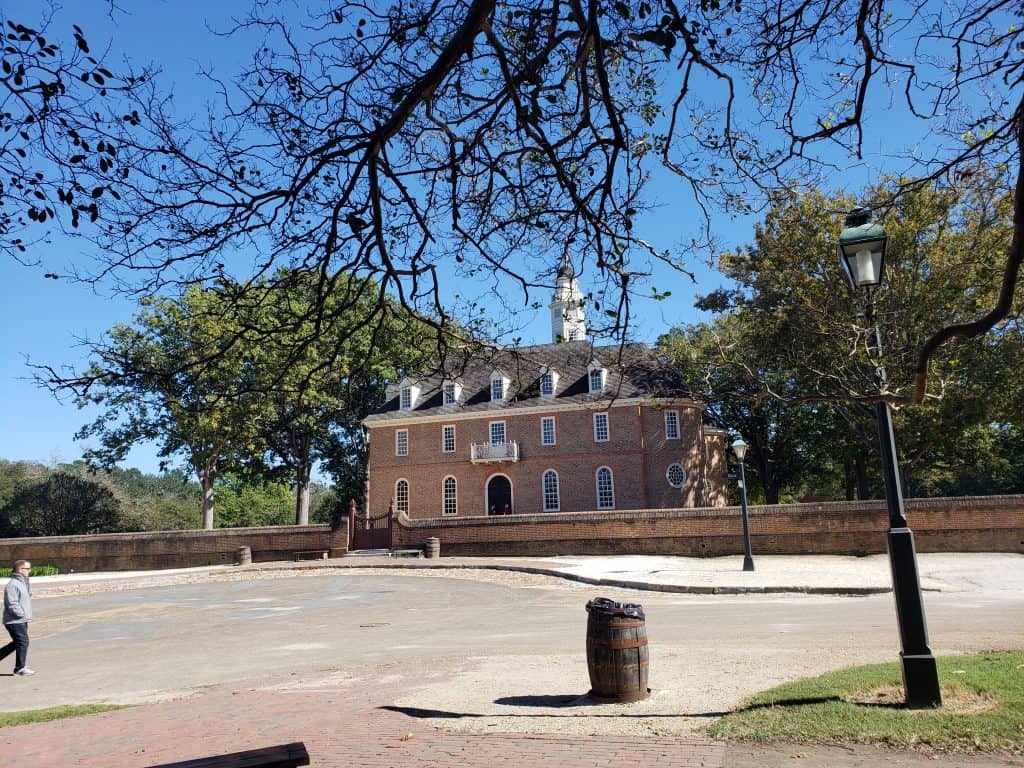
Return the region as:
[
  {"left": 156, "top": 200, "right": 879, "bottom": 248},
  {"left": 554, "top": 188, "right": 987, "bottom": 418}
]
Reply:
[
  {"left": 424, "top": 537, "right": 440, "bottom": 559},
  {"left": 585, "top": 597, "right": 649, "bottom": 703},
  {"left": 235, "top": 545, "right": 252, "bottom": 566}
]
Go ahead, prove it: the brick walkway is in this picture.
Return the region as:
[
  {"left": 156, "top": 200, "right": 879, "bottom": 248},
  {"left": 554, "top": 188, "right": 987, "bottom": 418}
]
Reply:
[{"left": 1, "top": 666, "right": 726, "bottom": 767}]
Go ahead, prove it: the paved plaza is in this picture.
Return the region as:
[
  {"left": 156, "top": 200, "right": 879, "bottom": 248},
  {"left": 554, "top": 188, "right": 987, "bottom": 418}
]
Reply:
[{"left": 1, "top": 553, "right": 1022, "bottom": 767}]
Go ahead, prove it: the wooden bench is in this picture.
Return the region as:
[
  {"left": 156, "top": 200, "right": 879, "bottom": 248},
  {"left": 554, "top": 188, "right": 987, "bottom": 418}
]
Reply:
[
  {"left": 145, "top": 741, "right": 309, "bottom": 768},
  {"left": 294, "top": 549, "right": 329, "bottom": 561}
]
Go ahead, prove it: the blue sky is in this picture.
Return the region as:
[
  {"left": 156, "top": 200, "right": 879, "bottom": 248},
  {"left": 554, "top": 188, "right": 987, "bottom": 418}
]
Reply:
[{"left": 1, "top": 0, "right": 960, "bottom": 477}]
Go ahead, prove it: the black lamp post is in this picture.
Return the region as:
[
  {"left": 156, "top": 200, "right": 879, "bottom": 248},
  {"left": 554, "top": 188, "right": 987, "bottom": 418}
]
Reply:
[
  {"left": 731, "top": 437, "right": 755, "bottom": 572},
  {"left": 838, "top": 208, "right": 942, "bottom": 709}
]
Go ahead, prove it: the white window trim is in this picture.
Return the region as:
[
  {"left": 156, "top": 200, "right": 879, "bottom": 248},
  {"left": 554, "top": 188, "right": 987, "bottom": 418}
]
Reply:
[
  {"left": 395, "top": 429, "right": 409, "bottom": 456},
  {"left": 588, "top": 366, "right": 606, "bottom": 393},
  {"left": 441, "top": 380, "right": 463, "bottom": 406},
  {"left": 665, "top": 410, "right": 680, "bottom": 440},
  {"left": 442, "top": 424, "right": 456, "bottom": 453},
  {"left": 540, "top": 416, "right": 556, "bottom": 446},
  {"left": 442, "top": 475, "right": 458, "bottom": 516},
  {"left": 595, "top": 466, "right": 615, "bottom": 510},
  {"left": 539, "top": 370, "right": 557, "bottom": 397},
  {"left": 489, "top": 420, "right": 507, "bottom": 445},
  {"left": 542, "top": 469, "right": 560, "bottom": 512},
  {"left": 398, "top": 381, "right": 421, "bottom": 410},
  {"left": 490, "top": 371, "right": 509, "bottom": 402},
  {"left": 593, "top": 412, "right": 609, "bottom": 442},
  {"left": 394, "top": 478, "right": 410, "bottom": 514}
]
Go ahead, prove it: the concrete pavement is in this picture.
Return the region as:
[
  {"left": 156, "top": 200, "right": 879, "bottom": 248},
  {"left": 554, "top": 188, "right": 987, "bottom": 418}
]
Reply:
[
  {"left": 30, "top": 551, "right": 1024, "bottom": 596},
  {"left": 4, "top": 553, "right": 1023, "bottom": 767}
]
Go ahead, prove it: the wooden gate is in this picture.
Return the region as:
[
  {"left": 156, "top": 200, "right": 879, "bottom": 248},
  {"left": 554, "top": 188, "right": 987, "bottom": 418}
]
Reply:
[{"left": 349, "top": 500, "right": 393, "bottom": 550}]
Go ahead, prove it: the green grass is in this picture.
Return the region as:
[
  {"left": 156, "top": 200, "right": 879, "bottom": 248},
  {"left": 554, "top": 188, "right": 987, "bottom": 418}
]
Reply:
[
  {"left": 0, "top": 565, "right": 59, "bottom": 577},
  {"left": 707, "top": 650, "right": 1024, "bottom": 753},
  {"left": 0, "top": 703, "right": 127, "bottom": 728}
]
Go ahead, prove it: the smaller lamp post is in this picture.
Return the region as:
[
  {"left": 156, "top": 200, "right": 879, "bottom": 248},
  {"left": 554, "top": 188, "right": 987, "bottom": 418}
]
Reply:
[{"left": 731, "top": 437, "right": 755, "bottom": 572}]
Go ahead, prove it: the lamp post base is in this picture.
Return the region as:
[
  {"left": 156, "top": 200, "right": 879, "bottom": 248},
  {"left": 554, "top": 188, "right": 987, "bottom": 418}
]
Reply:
[
  {"left": 900, "top": 653, "right": 942, "bottom": 709},
  {"left": 742, "top": 556, "right": 755, "bottom": 572},
  {"left": 887, "top": 527, "right": 942, "bottom": 709}
]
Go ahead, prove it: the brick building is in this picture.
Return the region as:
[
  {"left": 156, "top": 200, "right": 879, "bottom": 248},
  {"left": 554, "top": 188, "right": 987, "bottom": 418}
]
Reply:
[{"left": 362, "top": 259, "right": 729, "bottom": 519}]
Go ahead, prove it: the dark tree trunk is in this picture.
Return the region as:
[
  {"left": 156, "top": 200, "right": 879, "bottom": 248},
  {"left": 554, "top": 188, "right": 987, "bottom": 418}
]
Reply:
[
  {"left": 294, "top": 433, "right": 312, "bottom": 525},
  {"left": 855, "top": 453, "right": 871, "bottom": 500},
  {"left": 199, "top": 461, "right": 216, "bottom": 530}
]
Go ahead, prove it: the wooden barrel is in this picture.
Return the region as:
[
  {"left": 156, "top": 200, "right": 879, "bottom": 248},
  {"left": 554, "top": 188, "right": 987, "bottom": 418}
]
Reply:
[
  {"left": 424, "top": 537, "right": 440, "bottom": 559},
  {"left": 585, "top": 598, "right": 649, "bottom": 703},
  {"left": 235, "top": 545, "right": 252, "bottom": 566}
]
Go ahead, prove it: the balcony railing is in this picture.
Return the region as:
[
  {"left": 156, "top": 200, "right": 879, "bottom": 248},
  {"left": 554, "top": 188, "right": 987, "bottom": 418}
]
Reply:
[{"left": 470, "top": 441, "right": 520, "bottom": 463}]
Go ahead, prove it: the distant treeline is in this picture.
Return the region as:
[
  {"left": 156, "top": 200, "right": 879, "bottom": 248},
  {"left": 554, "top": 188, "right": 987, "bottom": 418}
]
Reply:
[{"left": 0, "top": 460, "right": 339, "bottom": 538}]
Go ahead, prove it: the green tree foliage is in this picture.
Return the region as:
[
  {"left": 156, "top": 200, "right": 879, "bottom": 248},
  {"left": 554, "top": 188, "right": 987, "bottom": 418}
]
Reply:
[
  {"left": 0, "top": 460, "right": 201, "bottom": 534},
  {"left": 1, "top": 471, "right": 121, "bottom": 536},
  {"left": 235, "top": 271, "right": 436, "bottom": 523},
  {"left": 663, "top": 171, "right": 1022, "bottom": 500},
  {"left": 212, "top": 474, "right": 293, "bottom": 528},
  {"left": 46, "top": 271, "right": 436, "bottom": 526},
  {"left": 67, "top": 286, "right": 260, "bottom": 529},
  {"left": 0, "top": 460, "right": 342, "bottom": 535}
]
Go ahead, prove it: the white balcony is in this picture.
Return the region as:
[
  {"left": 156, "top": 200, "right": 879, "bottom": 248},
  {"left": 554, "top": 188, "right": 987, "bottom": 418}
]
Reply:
[{"left": 470, "top": 441, "right": 520, "bottom": 463}]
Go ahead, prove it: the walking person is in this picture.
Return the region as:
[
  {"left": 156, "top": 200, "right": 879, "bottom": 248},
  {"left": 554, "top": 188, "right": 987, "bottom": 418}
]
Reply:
[{"left": 1, "top": 560, "right": 34, "bottom": 676}]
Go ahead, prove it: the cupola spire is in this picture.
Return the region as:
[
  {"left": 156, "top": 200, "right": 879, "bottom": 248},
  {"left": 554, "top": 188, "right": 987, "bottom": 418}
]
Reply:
[{"left": 549, "top": 243, "right": 586, "bottom": 343}]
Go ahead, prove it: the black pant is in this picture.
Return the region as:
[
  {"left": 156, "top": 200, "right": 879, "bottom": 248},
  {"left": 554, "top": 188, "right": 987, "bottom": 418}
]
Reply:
[{"left": 0, "top": 622, "right": 29, "bottom": 672}]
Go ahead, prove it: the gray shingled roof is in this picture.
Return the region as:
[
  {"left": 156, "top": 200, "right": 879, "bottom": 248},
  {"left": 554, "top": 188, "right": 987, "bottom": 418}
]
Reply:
[{"left": 364, "top": 341, "right": 698, "bottom": 423}]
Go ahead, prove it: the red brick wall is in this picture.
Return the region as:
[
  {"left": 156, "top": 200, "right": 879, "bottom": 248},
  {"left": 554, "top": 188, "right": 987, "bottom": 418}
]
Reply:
[
  {"left": 0, "top": 523, "right": 349, "bottom": 573},
  {"left": 366, "top": 403, "right": 726, "bottom": 519},
  {"left": 391, "top": 495, "right": 1024, "bottom": 556}
]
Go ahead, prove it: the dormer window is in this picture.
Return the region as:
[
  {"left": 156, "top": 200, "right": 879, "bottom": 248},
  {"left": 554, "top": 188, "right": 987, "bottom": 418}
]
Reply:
[
  {"left": 442, "top": 381, "right": 462, "bottom": 406},
  {"left": 490, "top": 370, "right": 510, "bottom": 402},
  {"left": 539, "top": 369, "right": 558, "bottom": 397},
  {"left": 588, "top": 366, "right": 606, "bottom": 393},
  {"left": 398, "top": 379, "right": 421, "bottom": 410}
]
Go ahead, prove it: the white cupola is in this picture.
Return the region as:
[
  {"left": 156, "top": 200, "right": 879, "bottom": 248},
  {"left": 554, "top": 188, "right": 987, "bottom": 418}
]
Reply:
[{"left": 549, "top": 250, "right": 587, "bottom": 343}]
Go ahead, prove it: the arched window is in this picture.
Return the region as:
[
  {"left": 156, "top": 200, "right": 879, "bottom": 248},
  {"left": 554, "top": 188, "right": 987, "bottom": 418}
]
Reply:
[
  {"left": 442, "top": 476, "right": 458, "bottom": 516},
  {"left": 542, "top": 470, "right": 560, "bottom": 512},
  {"left": 395, "top": 479, "right": 410, "bottom": 514},
  {"left": 595, "top": 467, "right": 615, "bottom": 510}
]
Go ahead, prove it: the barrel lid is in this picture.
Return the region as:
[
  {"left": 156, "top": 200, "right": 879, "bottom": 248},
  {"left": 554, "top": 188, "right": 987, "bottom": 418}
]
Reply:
[{"left": 585, "top": 596, "right": 644, "bottom": 619}]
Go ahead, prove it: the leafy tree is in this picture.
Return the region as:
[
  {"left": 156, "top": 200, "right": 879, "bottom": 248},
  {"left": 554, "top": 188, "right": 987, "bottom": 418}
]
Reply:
[
  {"left": 44, "top": 270, "right": 438, "bottom": 526},
  {"left": 59, "top": 287, "right": 260, "bottom": 529},
  {"left": 213, "top": 474, "right": 293, "bottom": 528},
  {"left": 1, "top": 471, "right": 121, "bottom": 536},
  {"left": 665, "top": 172, "right": 1021, "bottom": 499},
  {"left": 237, "top": 271, "right": 436, "bottom": 523}
]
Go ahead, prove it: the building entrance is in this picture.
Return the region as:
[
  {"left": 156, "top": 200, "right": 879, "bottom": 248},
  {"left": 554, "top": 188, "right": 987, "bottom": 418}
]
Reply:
[{"left": 487, "top": 475, "right": 513, "bottom": 515}]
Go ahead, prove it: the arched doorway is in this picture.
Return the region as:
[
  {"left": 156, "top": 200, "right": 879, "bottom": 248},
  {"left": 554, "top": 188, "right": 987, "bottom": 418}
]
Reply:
[{"left": 486, "top": 474, "right": 513, "bottom": 515}]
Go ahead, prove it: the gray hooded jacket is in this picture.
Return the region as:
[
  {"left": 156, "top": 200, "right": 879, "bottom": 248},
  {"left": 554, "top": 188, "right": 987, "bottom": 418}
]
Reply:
[{"left": 3, "top": 574, "right": 32, "bottom": 625}]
